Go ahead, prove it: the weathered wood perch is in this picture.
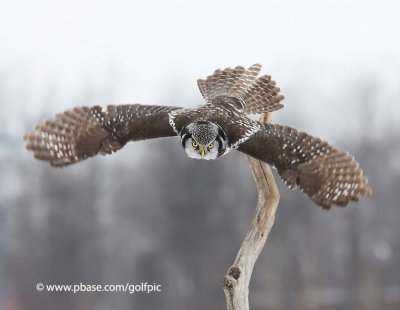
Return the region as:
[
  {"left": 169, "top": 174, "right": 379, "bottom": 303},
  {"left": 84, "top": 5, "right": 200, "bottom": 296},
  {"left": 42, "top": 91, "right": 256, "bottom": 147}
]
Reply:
[{"left": 223, "top": 113, "right": 280, "bottom": 310}]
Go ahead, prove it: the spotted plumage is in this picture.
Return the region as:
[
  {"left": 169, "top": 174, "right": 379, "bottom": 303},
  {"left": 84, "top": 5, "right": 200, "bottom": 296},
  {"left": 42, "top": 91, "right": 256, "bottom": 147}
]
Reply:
[{"left": 24, "top": 64, "right": 371, "bottom": 209}]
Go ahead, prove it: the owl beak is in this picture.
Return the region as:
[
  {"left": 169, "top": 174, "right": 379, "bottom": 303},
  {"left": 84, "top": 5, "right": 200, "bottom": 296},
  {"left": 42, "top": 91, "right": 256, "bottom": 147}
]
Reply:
[{"left": 201, "top": 150, "right": 205, "bottom": 157}]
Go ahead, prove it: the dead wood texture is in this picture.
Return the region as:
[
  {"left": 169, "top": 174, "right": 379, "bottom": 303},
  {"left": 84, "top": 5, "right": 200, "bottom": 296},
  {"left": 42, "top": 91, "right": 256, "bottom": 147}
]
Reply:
[{"left": 223, "top": 113, "right": 280, "bottom": 310}]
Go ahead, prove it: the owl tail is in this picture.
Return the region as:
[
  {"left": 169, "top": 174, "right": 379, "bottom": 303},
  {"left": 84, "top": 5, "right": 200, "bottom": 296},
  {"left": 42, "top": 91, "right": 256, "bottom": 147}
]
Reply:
[
  {"left": 24, "top": 106, "right": 115, "bottom": 167},
  {"left": 197, "top": 64, "right": 285, "bottom": 114}
]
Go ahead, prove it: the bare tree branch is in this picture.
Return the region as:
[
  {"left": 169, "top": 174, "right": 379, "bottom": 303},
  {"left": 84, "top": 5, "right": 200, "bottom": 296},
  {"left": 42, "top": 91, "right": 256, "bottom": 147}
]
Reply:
[{"left": 223, "top": 113, "right": 280, "bottom": 310}]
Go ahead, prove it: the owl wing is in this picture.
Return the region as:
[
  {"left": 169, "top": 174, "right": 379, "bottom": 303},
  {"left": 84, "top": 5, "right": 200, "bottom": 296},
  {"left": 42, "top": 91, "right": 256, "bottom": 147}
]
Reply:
[
  {"left": 24, "top": 104, "right": 181, "bottom": 167},
  {"left": 197, "top": 64, "right": 285, "bottom": 114},
  {"left": 237, "top": 123, "right": 371, "bottom": 208}
]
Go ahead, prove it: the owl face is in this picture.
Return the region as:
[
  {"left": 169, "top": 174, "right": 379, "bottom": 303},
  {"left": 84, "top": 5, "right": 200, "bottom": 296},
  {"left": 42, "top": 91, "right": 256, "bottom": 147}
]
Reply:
[{"left": 180, "top": 121, "right": 227, "bottom": 160}]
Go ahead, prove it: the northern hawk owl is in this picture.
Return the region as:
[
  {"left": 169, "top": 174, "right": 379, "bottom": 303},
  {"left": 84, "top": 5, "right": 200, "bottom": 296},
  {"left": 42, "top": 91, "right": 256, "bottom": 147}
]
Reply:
[{"left": 24, "top": 64, "right": 371, "bottom": 209}]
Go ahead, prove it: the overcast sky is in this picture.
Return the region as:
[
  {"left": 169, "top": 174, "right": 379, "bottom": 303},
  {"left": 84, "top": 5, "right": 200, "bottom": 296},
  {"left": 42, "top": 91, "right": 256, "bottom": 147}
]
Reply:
[{"left": 1, "top": 0, "right": 399, "bottom": 140}]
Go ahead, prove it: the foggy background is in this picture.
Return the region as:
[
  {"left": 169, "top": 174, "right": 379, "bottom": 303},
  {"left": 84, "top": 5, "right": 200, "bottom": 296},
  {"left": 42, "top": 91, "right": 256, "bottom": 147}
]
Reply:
[{"left": 1, "top": 0, "right": 400, "bottom": 309}]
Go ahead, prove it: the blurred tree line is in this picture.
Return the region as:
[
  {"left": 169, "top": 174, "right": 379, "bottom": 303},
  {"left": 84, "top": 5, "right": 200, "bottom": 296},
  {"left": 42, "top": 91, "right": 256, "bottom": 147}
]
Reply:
[
  {"left": 0, "top": 72, "right": 399, "bottom": 310},
  {"left": 1, "top": 129, "right": 399, "bottom": 310}
]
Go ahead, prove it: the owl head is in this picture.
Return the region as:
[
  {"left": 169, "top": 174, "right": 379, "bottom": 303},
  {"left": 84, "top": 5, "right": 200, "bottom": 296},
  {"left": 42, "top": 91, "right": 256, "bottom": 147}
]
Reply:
[{"left": 180, "top": 120, "right": 228, "bottom": 160}]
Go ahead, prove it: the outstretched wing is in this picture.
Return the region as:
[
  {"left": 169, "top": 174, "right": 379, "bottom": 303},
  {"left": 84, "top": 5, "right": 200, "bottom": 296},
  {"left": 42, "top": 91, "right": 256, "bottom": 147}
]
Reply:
[
  {"left": 237, "top": 123, "right": 371, "bottom": 208},
  {"left": 24, "top": 104, "right": 181, "bottom": 167},
  {"left": 197, "top": 64, "right": 285, "bottom": 114}
]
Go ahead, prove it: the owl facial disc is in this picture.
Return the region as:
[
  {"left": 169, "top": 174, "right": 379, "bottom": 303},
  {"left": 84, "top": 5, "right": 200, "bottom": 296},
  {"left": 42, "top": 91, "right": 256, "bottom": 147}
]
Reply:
[{"left": 180, "top": 120, "right": 228, "bottom": 160}]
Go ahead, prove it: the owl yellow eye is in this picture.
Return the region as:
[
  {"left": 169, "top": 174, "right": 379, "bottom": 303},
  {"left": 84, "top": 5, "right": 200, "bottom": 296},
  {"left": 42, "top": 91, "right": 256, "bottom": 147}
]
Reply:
[
  {"left": 192, "top": 141, "right": 198, "bottom": 148},
  {"left": 208, "top": 143, "right": 214, "bottom": 149}
]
